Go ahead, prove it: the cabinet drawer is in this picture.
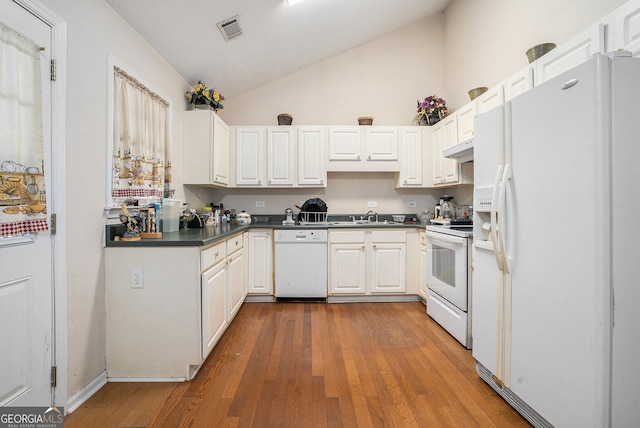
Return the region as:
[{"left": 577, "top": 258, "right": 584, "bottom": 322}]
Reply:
[
  {"left": 226, "top": 234, "right": 244, "bottom": 255},
  {"left": 201, "top": 242, "right": 226, "bottom": 271},
  {"left": 371, "top": 230, "right": 406, "bottom": 243},
  {"left": 329, "top": 230, "right": 365, "bottom": 243}
]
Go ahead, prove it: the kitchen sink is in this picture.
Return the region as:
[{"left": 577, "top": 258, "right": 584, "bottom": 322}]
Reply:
[{"left": 327, "top": 220, "right": 403, "bottom": 226}]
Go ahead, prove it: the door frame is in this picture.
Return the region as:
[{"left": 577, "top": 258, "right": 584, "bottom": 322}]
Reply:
[{"left": 12, "top": 0, "right": 68, "bottom": 408}]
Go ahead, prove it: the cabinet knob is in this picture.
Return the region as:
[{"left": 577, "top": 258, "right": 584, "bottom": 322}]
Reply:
[
  {"left": 361, "top": 245, "right": 365, "bottom": 251},
  {"left": 373, "top": 244, "right": 377, "bottom": 249},
  {"left": 258, "top": 180, "right": 262, "bottom": 185},
  {"left": 267, "top": 233, "right": 271, "bottom": 237},
  {"left": 268, "top": 179, "right": 271, "bottom": 184},
  {"left": 235, "top": 240, "right": 239, "bottom": 245},
  {"left": 404, "top": 179, "right": 407, "bottom": 184},
  {"left": 357, "top": 155, "right": 361, "bottom": 161},
  {"left": 320, "top": 179, "right": 324, "bottom": 184},
  {"left": 367, "top": 155, "right": 371, "bottom": 161}
]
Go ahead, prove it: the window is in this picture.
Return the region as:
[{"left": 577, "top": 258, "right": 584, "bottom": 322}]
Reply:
[{"left": 105, "top": 57, "right": 172, "bottom": 217}]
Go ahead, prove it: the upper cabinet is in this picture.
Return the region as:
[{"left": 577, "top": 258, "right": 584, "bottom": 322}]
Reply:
[
  {"left": 612, "top": 0, "right": 640, "bottom": 57},
  {"left": 183, "top": 110, "right": 230, "bottom": 187},
  {"left": 298, "top": 127, "right": 327, "bottom": 187},
  {"left": 505, "top": 67, "right": 534, "bottom": 102},
  {"left": 396, "top": 127, "right": 423, "bottom": 187},
  {"left": 533, "top": 24, "right": 606, "bottom": 85},
  {"left": 327, "top": 126, "right": 399, "bottom": 171},
  {"left": 456, "top": 102, "right": 476, "bottom": 143},
  {"left": 266, "top": 127, "right": 295, "bottom": 186},
  {"left": 232, "top": 126, "right": 327, "bottom": 188}
]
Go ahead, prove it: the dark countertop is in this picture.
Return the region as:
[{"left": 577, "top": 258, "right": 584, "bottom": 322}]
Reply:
[{"left": 105, "top": 218, "right": 427, "bottom": 248}]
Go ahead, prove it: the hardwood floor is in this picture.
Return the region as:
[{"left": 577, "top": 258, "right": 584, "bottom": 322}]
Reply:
[{"left": 65, "top": 302, "right": 530, "bottom": 427}]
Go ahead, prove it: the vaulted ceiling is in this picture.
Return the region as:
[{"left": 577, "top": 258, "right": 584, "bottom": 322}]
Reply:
[{"left": 106, "top": 0, "right": 451, "bottom": 98}]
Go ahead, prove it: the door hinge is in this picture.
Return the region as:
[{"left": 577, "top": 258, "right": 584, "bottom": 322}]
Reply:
[
  {"left": 50, "top": 59, "right": 56, "bottom": 81},
  {"left": 51, "top": 366, "right": 57, "bottom": 388},
  {"left": 51, "top": 213, "right": 56, "bottom": 235}
]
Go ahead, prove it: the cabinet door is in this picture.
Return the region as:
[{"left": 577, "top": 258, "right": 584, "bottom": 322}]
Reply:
[
  {"left": 329, "top": 127, "right": 361, "bottom": 160},
  {"left": 442, "top": 116, "right": 459, "bottom": 184},
  {"left": 212, "top": 114, "right": 230, "bottom": 185},
  {"left": 476, "top": 84, "right": 505, "bottom": 114},
  {"left": 613, "top": 0, "right": 640, "bottom": 57},
  {"left": 248, "top": 230, "right": 273, "bottom": 294},
  {"left": 365, "top": 127, "right": 398, "bottom": 161},
  {"left": 398, "top": 127, "right": 423, "bottom": 186},
  {"left": 227, "top": 248, "right": 245, "bottom": 322},
  {"left": 202, "top": 260, "right": 227, "bottom": 359},
  {"left": 371, "top": 243, "right": 406, "bottom": 293},
  {"left": 235, "top": 127, "right": 264, "bottom": 186},
  {"left": 267, "top": 127, "right": 295, "bottom": 186},
  {"left": 419, "top": 241, "right": 427, "bottom": 299},
  {"left": 456, "top": 103, "right": 476, "bottom": 143},
  {"left": 534, "top": 24, "right": 605, "bottom": 85},
  {"left": 505, "top": 67, "right": 534, "bottom": 102},
  {"left": 329, "top": 243, "right": 366, "bottom": 294},
  {"left": 298, "top": 127, "right": 326, "bottom": 186},
  {"left": 431, "top": 124, "right": 444, "bottom": 185}
]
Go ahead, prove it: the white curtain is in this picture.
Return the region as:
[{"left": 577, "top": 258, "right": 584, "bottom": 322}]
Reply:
[
  {"left": 0, "top": 22, "right": 48, "bottom": 236},
  {"left": 112, "top": 66, "right": 171, "bottom": 202}
]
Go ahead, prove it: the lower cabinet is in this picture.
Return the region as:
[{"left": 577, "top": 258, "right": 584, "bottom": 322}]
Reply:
[
  {"left": 105, "top": 232, "right": 246, "bottom": 381},
  {"left": 419, "top": 231, "right": 427, "bottom": 300},
  {"left": 247, "top": 230, "right": 273, "bottom": 294},
  {"left": 329, "top": 230, "right": 407, "bottom": 295},
  {"left": 201, "top": 252, "right": 227, "bottom": 359}
]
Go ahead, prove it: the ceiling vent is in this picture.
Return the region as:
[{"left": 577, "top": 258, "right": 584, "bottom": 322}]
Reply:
[{"left": 217, "top": 16, "right": 243, "bottom": 42}]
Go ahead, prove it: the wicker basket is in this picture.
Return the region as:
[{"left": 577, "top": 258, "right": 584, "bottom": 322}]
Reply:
[
  {"left": 468, "top": 87, "right": 488, "bottom": 100},
  {"left": 277, "top": 113, "right": 293, "bottom": 125},
  {"left": 526, "top": 43, "right": 556, "bottom": 64},
  {"left": 357, "top": 116, "right": 374, "bottom": 126}
]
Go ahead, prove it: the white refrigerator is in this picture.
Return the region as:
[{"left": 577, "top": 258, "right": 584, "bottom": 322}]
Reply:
[{"left": 472, "top": 51, "right": 640, "bottom": 428}]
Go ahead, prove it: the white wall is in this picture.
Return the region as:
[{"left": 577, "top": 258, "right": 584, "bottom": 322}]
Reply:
[
  {"left": 221, "top": 14, "right": 446, "bottom": 127},
  {"left": 39, "top": 0, "right": 190, "bottom": 402},
  {"left": 443, "top": 0, "right": 628, "bottom": 109}
]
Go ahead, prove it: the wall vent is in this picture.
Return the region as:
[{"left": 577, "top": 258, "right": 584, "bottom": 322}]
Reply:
[{"left": 217, "top": 16, "right": 243, "bottom": 42}]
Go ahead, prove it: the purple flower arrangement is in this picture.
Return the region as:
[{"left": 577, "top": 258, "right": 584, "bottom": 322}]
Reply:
[{"left": 416, "top": 95, "right": 449, "bottom": 125}]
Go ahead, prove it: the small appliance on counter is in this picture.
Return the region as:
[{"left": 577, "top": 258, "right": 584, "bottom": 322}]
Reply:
[{"left": 236, "top": 211, "right": 252, "bottom": 225}]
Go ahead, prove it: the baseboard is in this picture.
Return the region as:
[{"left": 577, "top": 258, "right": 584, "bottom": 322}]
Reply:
[
  {"left": 66, "top": 370, "right": 108, "bottom": 414},
  {"left": 327, "top": 295, "right": 421, "bottom": 303},
  {"left": 244, "top": 295, "right": 276, "bottom": 303}
]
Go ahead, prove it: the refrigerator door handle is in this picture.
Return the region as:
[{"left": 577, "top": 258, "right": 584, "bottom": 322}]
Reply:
[
  {"left": 497, "top": 163, "right": 512, "bottom": 273},
  {"left": 491, "top": 165, "right": 504, "bottom": 270}
]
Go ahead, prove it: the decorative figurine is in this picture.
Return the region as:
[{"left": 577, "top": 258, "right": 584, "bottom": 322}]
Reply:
[{"left": 119, "top": 203, "right": 142, "bottom": 241}]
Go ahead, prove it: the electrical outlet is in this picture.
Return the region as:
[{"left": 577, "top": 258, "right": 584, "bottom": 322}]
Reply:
[
  {"left": 255, "top": 201, "right": 265, "bottom": 208},
  {"left": 407, "top": 201, "right": 417, "bottom": 208},
  {"left": 367, "top": 200, "right": 377, "bottom": 208},
  {"left": 131, "top": 268, "right": 144, "bottom": 289}
]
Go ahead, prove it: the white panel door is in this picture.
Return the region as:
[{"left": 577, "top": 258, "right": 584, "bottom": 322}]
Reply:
[
  {"left": 297, "top": 127, "right": 326, "bottom": 186},
  {"left": 398, "top": 127, "right": 422, "bottom": 186},
  {"left": 504, "top": 67, "right": 534, "bottom": 101},
  {"left": 201, "top": 260, "right": 227, "bottom": 359},
  {"left": 441, "top": 116, "right": 459, "bottom": 183},
  {"left": 430, "top": 124, "right": 444, "bottom": 185},
  {"left": 456, "top": 102, "right": 476, "bottom": 143},
  {"left": 534, "top": 24, "right": 605, "bottom": 85},
  {"left": 365, "top": 127, "right": 398, "bottom": 161},
  {"left": 371, "top": 243, "right": 406, "bottom": 293},
  {"left": 248, "top": 230, "right": 272, "bottom": 294},
  {"left": 227, "top": 248, "right": 245, "bottom": 322},
  {"left": 613, "top": 0, "right": 640, "bottom": 57},
  {"left": 212, "top": 114, "right": 230, "bottom": 185},
  {"left": 0, "top": 0, "right": 54, "bottom": 407},
  {"left": 476, "top": 84, "right": 505, "bottom": 114},
  {"left": 329, "top": 244, "right": 366, "bottom": 294},
  {"left": 235, "top": 127, "right": 264, "bottom": 186},
  {"left": 267, "top": 127, "right": 295, "bottom": 186},
  {"left": 329, "top": 127, "right": 361, "bottom": 161}
]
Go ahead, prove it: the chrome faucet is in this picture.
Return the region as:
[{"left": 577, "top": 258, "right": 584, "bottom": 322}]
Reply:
[{"left": 365, "top": 210, "right": 378, "bottom": 222}]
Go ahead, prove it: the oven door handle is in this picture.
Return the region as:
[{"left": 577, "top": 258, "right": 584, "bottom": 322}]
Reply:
[{"left": 425, "top": 231, "right": 468, "bottom": 246}]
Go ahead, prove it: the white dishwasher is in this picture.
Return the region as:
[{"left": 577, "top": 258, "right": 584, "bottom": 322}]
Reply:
[{"left": 274, "top": 229, "right": 328, "bottom": 301}]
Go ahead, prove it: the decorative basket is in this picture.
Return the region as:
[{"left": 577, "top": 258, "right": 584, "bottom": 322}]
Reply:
[
  {"left": 525, "top": 43, "right": 556, "bottom": 64},
  {"left": 277, "top": 113, "right": 293, "bottom": 125},
  {"left": 358, "top": 116, "right": 374, "bottom": 126},
  {"left": 468, "top": 87, "right": 488, "bottom": 100}
]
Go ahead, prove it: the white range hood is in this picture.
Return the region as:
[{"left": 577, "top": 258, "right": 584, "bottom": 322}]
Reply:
[{"left": 443, "top": 138, "right": 473, "bottom": 163}]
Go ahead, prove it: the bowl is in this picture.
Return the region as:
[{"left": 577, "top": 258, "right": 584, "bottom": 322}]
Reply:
[
  {"left": 525, "top": 43, "right": 556, "bottom": 64},
  {"left": 468, "top": 87, "right": 488, "bottom": 100},
  {"left": 392, "top": 215, "right": 405, "bottom": 223}
]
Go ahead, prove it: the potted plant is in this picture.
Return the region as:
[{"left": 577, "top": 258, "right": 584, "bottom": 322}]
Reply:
[
  {"left": 186, "top": 81, "right": 225, "bottom": 111},
  {"left": 415, "top": 95, "right": 448, "bottom": 126}
]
